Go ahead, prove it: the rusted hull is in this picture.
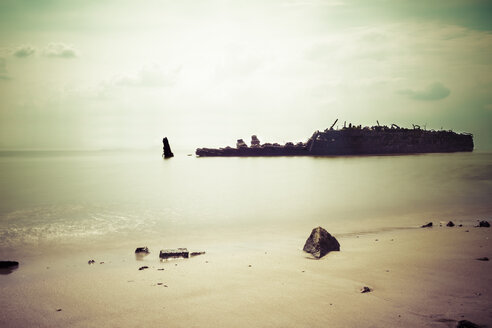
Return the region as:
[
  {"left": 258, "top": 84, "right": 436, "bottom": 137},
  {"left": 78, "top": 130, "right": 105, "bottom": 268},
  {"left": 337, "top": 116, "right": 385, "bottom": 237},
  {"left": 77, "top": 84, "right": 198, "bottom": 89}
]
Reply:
[{"left": 196, "top": 128, "right": 473, "bottom": 157}]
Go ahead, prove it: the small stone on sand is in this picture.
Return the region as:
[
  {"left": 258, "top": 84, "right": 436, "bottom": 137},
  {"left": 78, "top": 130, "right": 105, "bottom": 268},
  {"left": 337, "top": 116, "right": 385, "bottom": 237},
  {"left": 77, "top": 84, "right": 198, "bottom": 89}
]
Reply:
[
  {"left": 135, "top": 247, "right": 150, "bottom": 254},
  {"left": 457, "top": 320, "right": 481, "bottom": 328},
  {"left": 0, "top": 261, "right": 19, "bottom": 269},
  {"left": 477, "top": 220, "right": 490, "bottom": 228}
]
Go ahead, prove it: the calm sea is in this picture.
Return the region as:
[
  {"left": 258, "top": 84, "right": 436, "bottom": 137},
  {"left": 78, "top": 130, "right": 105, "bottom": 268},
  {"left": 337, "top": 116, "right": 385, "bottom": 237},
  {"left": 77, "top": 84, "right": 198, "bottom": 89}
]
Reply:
[{"left": 1, "top": 150, "right": 491, "bottom": 258}]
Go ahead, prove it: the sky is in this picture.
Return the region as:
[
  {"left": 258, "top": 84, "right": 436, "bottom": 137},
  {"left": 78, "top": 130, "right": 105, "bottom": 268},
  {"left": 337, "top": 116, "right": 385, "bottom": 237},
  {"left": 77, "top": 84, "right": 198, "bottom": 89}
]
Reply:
[{"left": 1, "top": 0, "right": 492, "bottom": 151}]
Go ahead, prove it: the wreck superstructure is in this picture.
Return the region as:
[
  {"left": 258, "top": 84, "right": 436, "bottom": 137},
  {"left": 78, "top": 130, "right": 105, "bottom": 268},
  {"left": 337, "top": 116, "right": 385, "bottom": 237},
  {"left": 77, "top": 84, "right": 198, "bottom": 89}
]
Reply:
[{"left": 195, "top": 121, "right": 474, "bottom": 157}]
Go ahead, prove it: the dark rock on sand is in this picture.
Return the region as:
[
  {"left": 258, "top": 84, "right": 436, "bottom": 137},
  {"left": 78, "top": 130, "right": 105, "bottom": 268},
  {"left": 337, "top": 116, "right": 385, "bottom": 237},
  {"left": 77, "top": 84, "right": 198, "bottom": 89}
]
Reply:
[
  {"left": 421, "top": 222, "right": 433, "bottom": 228},
  {"left": 159, "top": 248, "right": 189, "bottom": 260},
  {"left": 0, "top": 261, "right": 19, "bottom": 269},
  {"left": 457, "top": 320, "right": 481, "bottom": 328},
  {"left": 138, "top": 266, "right": 149, "bottom": 271},
  {"left": 475, "top": 257, "right": 489, "bottom": 261},
  {"left": 303, "top": 226, "right": 340, "bottom": 259},
  {"left": 361, "top": 286, "right": 372, "bottom": 293},
  {"left": 88, "top": 260, "right": 95, "bottom": 265},
  {"left": 0, "top": 261, "right": 19, "bottom": 274},
  {"left": 477, "top": 220, "right": 490, "bottom": 228},
  {"left": 135, "top": 247, "right": 150, "bottom": 254},
  {"left": 447, "top": 221, "right": 455, "bottom": 227}
]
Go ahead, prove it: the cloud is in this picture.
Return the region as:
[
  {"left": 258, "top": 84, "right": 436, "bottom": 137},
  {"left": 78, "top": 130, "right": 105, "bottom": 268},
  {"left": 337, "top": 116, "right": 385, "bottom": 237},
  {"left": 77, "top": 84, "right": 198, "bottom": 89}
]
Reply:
[
  {"left": 13, "top": 45, "right": 36, "bottom": 58},
  {"left": 43, "top": 43, "right": 78, "bottom": 58},
  {"left": 0, "top": 58, "right": 11, "bottom": 81},
  {"left": 114, "top": 63, "right": 180, "bottom": 87},
  {"left": 398, "top": 82, "right": 451, "bottom": 101}
]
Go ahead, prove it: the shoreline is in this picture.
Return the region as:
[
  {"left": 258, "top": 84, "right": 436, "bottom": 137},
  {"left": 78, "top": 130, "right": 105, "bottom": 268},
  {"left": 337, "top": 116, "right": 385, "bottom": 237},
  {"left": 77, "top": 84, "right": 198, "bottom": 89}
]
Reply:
[
  {"left": 3, "top": 207, "right": 492, "bottom": 259},
  {"left": 1, "top": 222, "right": 491, "bottom": 327}
]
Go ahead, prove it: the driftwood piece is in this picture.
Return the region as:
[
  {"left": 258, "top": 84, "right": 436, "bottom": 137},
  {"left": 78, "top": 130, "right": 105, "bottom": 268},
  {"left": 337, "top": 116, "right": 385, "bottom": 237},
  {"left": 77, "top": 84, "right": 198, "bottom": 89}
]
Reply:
[
  {"left": 159, "top": 248, "right": 189, "bottom": 260},
  {"left": 190, "top": 251, "right": 206, "bottom": 257}
]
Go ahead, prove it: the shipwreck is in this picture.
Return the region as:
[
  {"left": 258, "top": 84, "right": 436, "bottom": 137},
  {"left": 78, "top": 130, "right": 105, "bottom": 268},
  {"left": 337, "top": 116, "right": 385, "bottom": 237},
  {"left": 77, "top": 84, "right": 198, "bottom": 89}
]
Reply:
[{"left": 195, "top": 120, "right": 473, "bottom": 157}]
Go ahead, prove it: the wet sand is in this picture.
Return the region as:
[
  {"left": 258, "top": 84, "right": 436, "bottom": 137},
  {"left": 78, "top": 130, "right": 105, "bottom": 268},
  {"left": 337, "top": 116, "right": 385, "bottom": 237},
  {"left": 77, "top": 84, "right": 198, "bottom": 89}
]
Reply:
[{"left": 1, "top": 223, "right": 491, "bottom": 327}]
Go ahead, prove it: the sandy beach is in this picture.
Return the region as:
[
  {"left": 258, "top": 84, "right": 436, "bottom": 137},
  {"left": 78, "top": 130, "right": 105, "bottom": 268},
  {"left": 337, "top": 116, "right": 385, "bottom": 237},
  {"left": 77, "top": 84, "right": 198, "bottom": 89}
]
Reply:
[{"left": 1, "top": 220, "right": 490, "bottom": 328}]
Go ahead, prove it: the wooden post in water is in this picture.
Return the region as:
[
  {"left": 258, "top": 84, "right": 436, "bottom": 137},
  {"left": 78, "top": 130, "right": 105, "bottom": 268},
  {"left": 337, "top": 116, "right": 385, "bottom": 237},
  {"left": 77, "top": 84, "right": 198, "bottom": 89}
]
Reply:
[{"left": 162, "top": 137, "right": 174, "bottom": 158}]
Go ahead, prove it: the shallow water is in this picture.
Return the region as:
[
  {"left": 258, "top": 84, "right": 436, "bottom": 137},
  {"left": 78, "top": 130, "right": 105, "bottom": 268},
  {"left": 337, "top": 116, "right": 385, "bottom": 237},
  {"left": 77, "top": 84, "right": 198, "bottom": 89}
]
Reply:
[{"left": 0, "top": 150, "right": 491, "bottom": 258}]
